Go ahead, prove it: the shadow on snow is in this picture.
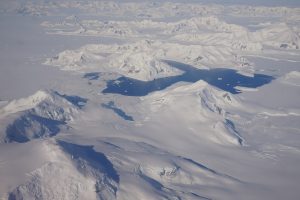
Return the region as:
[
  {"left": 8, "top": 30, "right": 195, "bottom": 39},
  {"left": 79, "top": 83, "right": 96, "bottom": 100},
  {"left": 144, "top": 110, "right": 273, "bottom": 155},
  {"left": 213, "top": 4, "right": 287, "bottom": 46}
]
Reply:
[{"left": 102, "top": 101, "right": 134, "bottom": 121}]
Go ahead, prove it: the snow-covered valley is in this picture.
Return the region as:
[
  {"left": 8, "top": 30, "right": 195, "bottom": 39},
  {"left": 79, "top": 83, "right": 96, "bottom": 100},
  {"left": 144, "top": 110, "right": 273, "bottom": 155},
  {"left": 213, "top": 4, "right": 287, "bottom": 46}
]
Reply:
[{"left": 0, "top": 0, "right": 300, "bottom": 199}]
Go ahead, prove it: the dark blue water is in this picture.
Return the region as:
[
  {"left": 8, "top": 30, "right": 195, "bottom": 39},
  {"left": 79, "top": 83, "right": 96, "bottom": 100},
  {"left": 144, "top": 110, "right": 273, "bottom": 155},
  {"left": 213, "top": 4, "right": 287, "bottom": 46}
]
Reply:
[
  {"left": 102, "top": 101, "right": 134, "bottom": 121},
  {"left": 102, "top": 60, "right": 274, "bottom": 96}
]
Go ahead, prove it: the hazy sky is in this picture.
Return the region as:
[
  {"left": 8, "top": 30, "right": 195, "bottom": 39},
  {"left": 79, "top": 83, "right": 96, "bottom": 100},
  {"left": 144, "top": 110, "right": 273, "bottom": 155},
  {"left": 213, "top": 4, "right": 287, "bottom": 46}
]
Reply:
[
  {"left": 198, "top": 0, "right": 300, "bottom": 6},
  {"left": 11, "top": 0, "right": 300, "bottom": 7},
  {"left": 125, "top": 0, "right": 300, "bottom": 7}
]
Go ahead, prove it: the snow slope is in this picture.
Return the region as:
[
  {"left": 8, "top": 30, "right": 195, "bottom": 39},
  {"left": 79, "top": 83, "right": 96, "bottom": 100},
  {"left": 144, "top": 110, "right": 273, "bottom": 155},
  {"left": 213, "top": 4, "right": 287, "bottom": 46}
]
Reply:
[
  {"left": 6, "top": 140, "right": 117, "bottom": 200},
  {"left": 138, "top": 80, "right": 243, "bottom": 146},
  {"left": 280, "top": 71, "right": 300, "bottom": 86},
  {"left": 1, "top": 0, "right": 300, "bottom": 200}
]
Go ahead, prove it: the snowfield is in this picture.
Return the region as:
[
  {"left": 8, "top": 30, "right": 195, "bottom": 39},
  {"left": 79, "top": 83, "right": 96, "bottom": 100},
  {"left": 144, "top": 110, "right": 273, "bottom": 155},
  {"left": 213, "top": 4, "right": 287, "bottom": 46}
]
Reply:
[{"left": 0, "top": 0, "right": 300, "bottom": 200}]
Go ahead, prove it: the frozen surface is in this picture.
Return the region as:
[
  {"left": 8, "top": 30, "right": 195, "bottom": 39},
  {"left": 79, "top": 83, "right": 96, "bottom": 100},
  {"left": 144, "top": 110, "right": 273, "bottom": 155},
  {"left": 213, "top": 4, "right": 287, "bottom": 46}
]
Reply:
[{"left": 0, "top": 0, "right": 300, "bottom": 200}]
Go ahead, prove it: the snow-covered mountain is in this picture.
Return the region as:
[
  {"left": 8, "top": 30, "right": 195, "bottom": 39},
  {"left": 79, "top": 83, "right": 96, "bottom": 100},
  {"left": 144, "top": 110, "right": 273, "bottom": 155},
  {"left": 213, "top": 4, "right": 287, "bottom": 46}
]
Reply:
[
  {"left": 1, "top": 0, "right": 300, "bottom": 200},
  {"left": 137, "top": 80, "right": 243, "bottom": 146},
  {"left": 254, "top": 22, "right": 300, "bottom": 49},
  {"left": 45, "top": 40, "right": 252, "bottom": 80},
  {"left": 8, "top": 140, "right": 118, "bottom": 200},
  {"left": 0, "top": 90, "right": 86, "bottom": 143}
]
